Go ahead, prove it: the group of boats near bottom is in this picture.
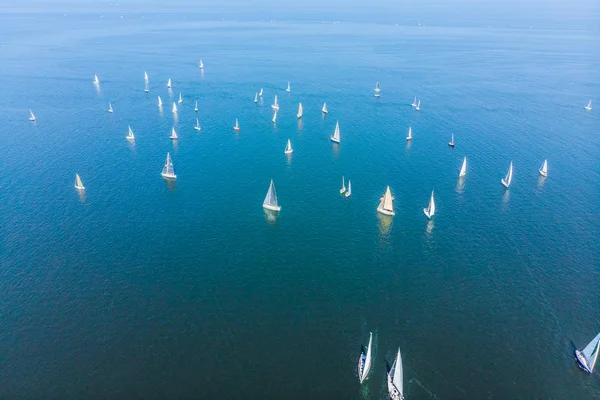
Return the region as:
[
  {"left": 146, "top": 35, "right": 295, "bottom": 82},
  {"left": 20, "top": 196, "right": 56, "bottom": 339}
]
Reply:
[{"left": 356, "top": 329, "right": 600, "bottom": 398}]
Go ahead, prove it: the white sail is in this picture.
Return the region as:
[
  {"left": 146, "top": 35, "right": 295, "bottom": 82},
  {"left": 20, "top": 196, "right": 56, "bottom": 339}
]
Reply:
[
  {"left": 387, "top": 347, "right": 403, "bottom": 399},
  {"left": 158, "top": 96, "right": 163, "bottom": 108},
  {"left": 199, "top": 59, "right": 204, "bottom": 69},
  {"left": 411, "top": 96, "right": 417, "bottom": 108},
  {"left": 539, "top": 159, "right": 548, "bottom": 177},
  {"left": 345, "top": 180, "right": 352, "bottom": 197},
  {"left": 424, "top": 190, "right": 435, "bottom": 219},
  {"left": 194, "top": 100, "right": 198, "bottom": 112},
  {"left": 502, "top": 161, "right": 513, "bottom": 188},
  {"left": 127, "top": 125, "right": 135, "bottom": 140},
  {"left": 263, "top": 179, "right": 281, "bottom": 211},
  {"left": 172, "top": 102, "right": 177, "bottom": 114},
  {"left": 161, "top": 152, "right": 176, "bottom": 179},
  {"left": 322, "top": 102, "right": 328, "bottom": 113},
  {"left": 286, "top": 82, "right": 291, "bottom": 92},
  {"left": 330, "top": 121, "right": 341, "bottom": 143},
  {"left": 449, "top": 133, "right": 454, "bottom": 146},
  {"left": 194, "top": 118, "right": 201, "bottom": 131},
  {"left": 74, "top": 173, "right": 85, "bottom": 190},
  {"left": 108, "top": 102, "right": 113, "bottom": 113},
  {"left": 377, "top": 186, "right": 395, "bottom": 216},
  {"left": 459, "top": 157, "right": 467, "bottom": 177},
  {"left": 272, "top": 95, "right": 279, "bottom": 110},
  {"left": 29, "top": 110, "right": 36, "bottom": 121},
  {"left": 406, "top": 127, "right": 412, "bottom": 141},
  {"left": 170, "top": 127, "right": 178, "bottom": 140},
  {"left": 297, "top": 103, "right": 303, "bottom": 119},
  {"left": 284, "top": 139, "right": 293, "bottom": 154},
  {"left": 178, "top": 93, "right": 183, "bottom": 104},
  {"left": 167, "top": 78, "right": 171, "bottom": 88},
  {"left": 358, "top": 332, "right": 372, "bottom": 383},
  {"left": 374, "top": 81, "right": 381, "bottom": 97},
  {"left": 234, "top": 118, "right": 240, "bottom": 130},
  {"left": 585, "top": 100, "right": 592, "bottom": 110},
  {"left": 144, "top": 71, "right": 149, "bottom": 81},
  {"left": 272, "top": 111, "right": 277, "bottom": 123},
  {"left": 259, "top": 88, "right": 263, "bottom": 97},
  {"left": 254, "top": 93, "right": 258, "bottom": 103},
  {"left": 415, "top": 99, "right": 421, "bottom": 110},
  {"left": 580, "top": 332, "right": 600, "bottom": 373},
  {"left": 93, "top": 74, "right": 100, "bottom": 84},
  {"left": 340, "top": 176, "right": 346, "bottom": 194}
]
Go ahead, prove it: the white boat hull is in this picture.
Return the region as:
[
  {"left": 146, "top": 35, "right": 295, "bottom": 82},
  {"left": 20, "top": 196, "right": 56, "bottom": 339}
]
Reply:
[
  {"left": 194, "top": 127, "right": 201, "bottom": 131},
  {"left": 585, "top": 106, "right": 592, "bottom": 111},
  {"left": 330, "top": 137, "right": 340, "bottom": 143},
  {"left": 263, "top": 204, "right": 281, "bottom": 212},
  {"left": 424, "top": 208, "right": 432, "bottom": 219},
  {"left": 284, "top": 150, "right": 293, "bottom": 154},
  {"left": 74, "top": 185, "right": 85, "bottom": 190},
  {"left": 539, "top": 170, "right": 547, "bottom": 177},
  {"left": 576, "top": 350, "right": 593, "bottom": 373},
  {"left": 170, "top": 136, "right": 178, "bottom": 140}
]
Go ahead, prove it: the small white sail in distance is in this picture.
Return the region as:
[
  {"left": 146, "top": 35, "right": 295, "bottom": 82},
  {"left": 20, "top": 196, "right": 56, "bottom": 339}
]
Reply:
[
  {"left": 108, "top": 102, "right": 113, "bottom": 113},
  {"left": 576, "top": 332, "right": 600, "bottom": 373},
  {"left": 286, "top": 81, "right": 291, "bottom": 92},
  {"left": 254, "top": 93, "right": 258, "bottom": 103},
  {"left": 374, "top": 81, "right": 380, "bottom": 97},
  {"left": 340, "top": 176, "right": 346, "bottom": 194},
  {"left": 539, "top": 159, "right": 548, "bottom": 177},
  {"left": 263, "top": 179, "right": 281, "bottom": 211},
  {"left": 127, "top": 125, "right": 135, "bottom": 140},
  {"left": 172, "top": 102, "right": 177, "bottom": 114},
  {"left": 29, "top": 110, "right": 36, "bottom": 121},
  {"left": 345, "top": 180, "right": 352, "bottom": 198},
  {"left": 449, "top": 133, "right": 454, "bottom": 147},
  {"left": 170, "top": 127, "right": 178, "bottom": 140},
  {"left": 377, "top": 186, "right": 395, "bottom": 216},
  {"left": 144, "top": 71, "right": 149, "bottom": 81},
  {"left": 167, "top": 78, "right": 172, "bottom": 88},
  {"left": 423, "top": 190, "right": 435, "bottom": 219},
  {"left": 161, "top": 152, "right": 176, "bottom": 179},
  {"left": 234, "top": 118, "right": 240, "bottom": 131},
  {"left": 93, "top": 74, "right": 100, "bottom": 84},
  {"left": 322, "top": 102, "right": 328, "bottom": 113},
  {"left": 199, "top": 59, "right": 204, "bottom": 69},
  {"left": 284, "top": 139, "right": 293, "bottom": 154},
  {"left": 158, "top": 96, "right": 163, "bottom": 108},
  {"left": 178, "top": 93, "right": 183, "bottom": 104},
  {"left": 297, "top": 103, "right": 303, "bottom": 119},
  {"left": 415, "top": 99, "right": 421, "bottom": 111},
  {"left": 459, "top": 157, "right": 467, "bottom": 178},
  {"left": 259, "top": 88, "right": 263, "bottom": 97},
  {"left": 584, "top": 100, "right": 592, "bottom": 111},
  {"left": 330, "top": 121, "right": 341, "bottom": 143},
  {"left": 74, "top": 173, "right": 85, "bottom": 190},
  {"left": 387, "top": 347, "right": 403, "bottom": 400},
  {"left": 194, "top": 100, "right": 198, "bottom": 112},
  {"left": 406, "top": 127, "right": 412, "bottom": 141},
  {"left": 272, "top": 110, "right": 277, "bottom": 123},
  {"left": 271, "top": 95, "right": 279, "bottom": 110},
  {"left": 194, "top": 118, "right": 201, "bottom": 131},
  {"left": 501, "top": 161, "right": 513, "bottom": 188},
  {"left": 411, "top": 96, "right": 417, "bottom": 108},
  {"left": 357, "top": 332, "right": 372, "bottom": 384}
]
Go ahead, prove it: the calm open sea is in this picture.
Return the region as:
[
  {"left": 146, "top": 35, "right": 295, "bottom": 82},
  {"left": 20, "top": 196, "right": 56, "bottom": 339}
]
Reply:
[{"left": 0, "top": 1, "right": 599, "bottom": 398}]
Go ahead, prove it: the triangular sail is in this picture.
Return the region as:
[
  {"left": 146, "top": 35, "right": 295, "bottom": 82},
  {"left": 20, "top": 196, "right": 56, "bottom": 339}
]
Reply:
[
  {"left": 541, "top": 160, "right": 548, "bottom": 174},
  {"left": 426, "top": 190, "right": 435, "bottom": 217},
  {"left": 263, "top": 180, "right": 278, "bottom": 207},
  {"left": 586, "top": 100, "right": 592, "bottom": 109},
  {"left": 297, "top": 103, "right": 303, "bottom": 118},
  {"left": 286, "top": 82, "right": 290, "bottom": 91},
  {"left": 285, "top": 139, "right": 292, "bottom": 153},
  {"left": 170, "top": 127, "right": 178, "bottom": 139},
  {"left": 195, "top": 118, "right": 201, "bottom": 130},
  {"left": 505, "top": 162, "right": 513, "bottom": 186},
  {"left": 392, "top": 348, "right": 403, "bottom": 394},
  {"left": 144, "top": 71, "right": 149, "bottom": 81},
  {"left": 254, "top": 93, "right": 258, "bottom": 103},
  {"left": 127, "top": 125, "right": 134, "bottom": 139},
  {"left": 194, "top": 100, "right": 198, "bottom": 111},
  {"left": 108, "top": 102, "right": 113, "bottom": 112},
  {"left": 332, "top": 121, "right": 341, "bottom": 142},
  {"left": 162, "top": 153, "right": 175, "bottom": 177},
  {"left": 259, "top": 88, "right": 263, "bottom": 97},
  {"left": 178, "top": 93, "right": 183, "bottom": 103},
  {"left": 199, "top": 59, "right": 204, "bottom": 69},
  {"left": 235, "top": 118, "right": 239, "bottom": 129},
  {"left": 322, "top": 102, "right": 328, "bottom": 113},
  {"left": 29, "top": 110, "right": 36, "bottom": 120},
  {"left": 158, "top": 96, "right": 163, "bottom": 107},
  {"left": 272, "top": 111, "right": 277, "bottom": 123},
  {"left": 407, "top": 127, "right": 412, "bottom": 139},
  {"left": 460, "top": 157, "right": 467, "bottom": 177},
  {"left": 172, "top": 102, "right": 177, "bottom": 113},
  {"left": 582, "top": 332, "right": 600, "bottom": 372},
  {"left": 383, "top": 186, "right": 393, "bottom": 211},
  {"left": 75, "top": 173, "right": 84, "bottom": 189},
  {"left": 93, "top": 74, "right": 99, "bottom": 84},
  {"left": 360, "top": 332, "right": 372, "bottom": 382},
  {"left": 167, "top": 78, "right": 171, "bottom": 88}
]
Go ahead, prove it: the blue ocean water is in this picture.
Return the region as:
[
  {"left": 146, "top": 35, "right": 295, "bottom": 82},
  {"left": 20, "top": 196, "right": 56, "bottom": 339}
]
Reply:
[{"left": 0, "top": 1, "right": 599, "bottom": 398}]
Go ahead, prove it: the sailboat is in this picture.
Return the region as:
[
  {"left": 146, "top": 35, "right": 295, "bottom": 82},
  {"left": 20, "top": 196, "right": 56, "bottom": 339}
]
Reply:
[
  {"left": 144, "top": 71, "right": 149, "bottom": 81},
  {"left": 576, "top": 332, "right": 600, "bottom": 374},
  {"left": 170, "top": 127, "right": 178, "bottom": 140},
  {"left": 254, "top": 93, "right": 258, "bottom": 103},
  {"left": 459, "top": 157, "right": 467, "bottom": 178},
  {"left": 345, "top": 180, "right": 352, "bottom": 198},
  {"left": 161, "top": 152, "right": 176, "bottom": 179},
  {"left": 127, "top": 125, "right": 135, "bottom": 141},
  {"left": 387, "top": 348, "right": 404, "bottom": 400},
  {"left": 262, "top": 179, "right": 281, "bottom": 211},
  {"left": 194, "top": 118, "right": 201, "bottom": 131},
  {"left": 501, "top": 161, "right": 513, "bottom": 188},
  {"left": 234, "top": 118, "right": 240, "bottom": 131},
  {"left": 167, "top": 78, "right": 172, "bottom": 88},
  {"left": 415, "top": 99, "right": 421, "bottom": 111},
  {"left": 259, "top": 88, "right": 263, "bottom": 97},
  {"left": 272, "top": 111, "right": 277, "bottom": 123},
  {"left": 29, "top": 110, "right": 36, "bottom": 121},
  {"left": 377, "top": 186, "right": 395, "bottom": 216},
  {"left": 539, "top": 159, "right": 548, "bottom": 177},
  {"left": 449, "top": 134, "right": 454, "bottom": 147},
  {"left": 143, "top": 71, "right": 149, "bottom": 92},
  {"left": 406, "top": 127, "right": 412, "bottom": 141},
  {"left": 108, "top": 102, "right": 113, "bottom": 113},
  {"left": 322, "top": 102, "right": 328, "bottom": 114},
  {"left": 374, "top": 82, "right": 381, "bottom": 97},
  {"left": 199, "top": 59, "right": 204, "bottom": 69},
  {"left": 297, "top": 103, "right": 303, "bottom": 119},
  {"left": 286, "top": 82, "right": 291, "bottom": 92},
  {"left": 330, "top": 121, "right": 341, "bottom": 143},
  {"left": 584, "top": 100, "right": 592, "bottom": 111},
  {"left": 283, "top": 139, "right": 293, "bottom": 154},
  {"left": 178, "top": 93, "right": 183, "bottom": 104},
  {"left": 93, "top": 74, "right": 100, "bottom": 84},
  {"left": 357, "top": 332, "right": 372, "bottom": 384},
  {"left": 411, "top": 96, "right": 417, "bottom": 108},
  {"left": 340, "top": 176, "right": 346, "bottom": 194},
  {"left": 158, "top": 96, "right": 163, "bottom": 108},
  {"left": 271, "top": 95, "right": 279, "bottom": 110},
  {"left": 172, "top": 102, "right": 177, "bottom": 114},
  {"left": 74, "top": 173, "right": 85, "bottom": 190},
  {"left": 194, "top": 100, "right": 198, "bottom": 112},
  {"left": 423, "top": 190, "right": 435, "bottom": 219}
]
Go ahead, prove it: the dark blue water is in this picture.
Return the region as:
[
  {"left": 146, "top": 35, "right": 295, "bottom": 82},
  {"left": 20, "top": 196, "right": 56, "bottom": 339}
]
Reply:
[{"left": 1, "top": 2, "right": 599, "bottom": 398}]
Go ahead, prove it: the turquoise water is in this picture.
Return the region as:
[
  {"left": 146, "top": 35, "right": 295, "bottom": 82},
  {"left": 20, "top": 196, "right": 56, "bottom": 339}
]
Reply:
[{"left": 1, "top": 3, "right": 599, "bottom": 398}]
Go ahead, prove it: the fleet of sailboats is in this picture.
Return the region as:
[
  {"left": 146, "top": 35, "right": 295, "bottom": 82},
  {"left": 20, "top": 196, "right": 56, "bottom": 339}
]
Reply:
[
  {"left": 576, "top": 332, "right": 600, "bottom": 374},
  {"left": 539, "top": 159, "right": 548, "bottom": 177},
  {"left": 423, "top": 190, "right": 435, "bottom": 219},
  {"left": 127, "top": 125, "right": 135, "bottom": 141},
  {"left": 108, "top": 102, "right": 113, "bottom": 113},
  {"left": 387, "top": 348, "right": 404, "bottom": 400},
  {"left": 74, "top": 173, "right": 85, "bottom": 190},
  {"left": 194, "top": 118, "right": 201, "bottom": 131},
  {"left": 284, "top": 139, "right": 293, "bottom": 154},
  {"left": 170, "top": 127, "right": 178, "bottom": 140},
  {"left": 374, "top": 82, "right": 381, "bottom": 97},
  {"left": 330, "top": 121, "right": 341, "bottom": 143},
  {"left": 357, "top": 332, "right": 372, "bottom": 384},
  {"left": 161, "top": 152, "right": 176, "bottom": 179},
  {"left": 263, "top": 179, "right": 281, "bottom": 211},
  {"left": 297, "top": 103, "right": 303, "bottom": 119},
  {"left": 501, "top": 161, "right": 513, "bottom": 188},
  {"left": 377, "top": 186, "right": 395, "bottom": 216},
  {"left": 29, "top": 110, "right": 36, "bottom": 121},
  {"left": 584, "top": 100, "right": 592, "bottom": 111},
  {"left": 272, "top": 95, "right": 279, "bottom": 110}
]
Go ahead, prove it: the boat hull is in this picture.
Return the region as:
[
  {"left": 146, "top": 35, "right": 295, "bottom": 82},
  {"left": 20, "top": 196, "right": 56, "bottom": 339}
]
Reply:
[
  {"left": 377, "top": 206, "right": 395, "bottom": 216},
  {"left": 330, "top": 137, "right": 340, "bottom": 143},
  {"left": 170, "top": 137, "right": 178, "bottom": 140},
  {"left": 263, "top": 204, "right": 281, "bottom": 212},
  {"left": 161, "top": 173, "right": 176, "bottom": 180},
  {"left": 271, "top": 105, "right": 279, "bottom": 110},
  {"left": 194, "top": 127, "right": 201, "bottom": 131},
  {"left": 234, "top": 127, "right": 240, "bottom": 132},
  {"left": 424, "top": 208, "right": 432, "bottom": 219},
  {"left": 284, "top": 150, "right": 293, "bottom": 154},
  {"left": 584, "top": 106, "right": 592, "bottom": 111},
  {"left": 345, "top": 192, "right": 351, "bottom": 198},
  {"left": 539, "top": 170, "right": 547, "bottom": 177},
  {"left": 29, "top": 118, "right": 35, "bottom": 121},
  {"left": 448, "top": 142, "right": 454, "bottom": 147},
  {"left": 406, "top": 137, "right": 412, "bottom": 141},
  {"left": 74, "top": 185, "right": 85, "bottom": 190},
  {"left": 575, "top": 350, "right": 593, "bottom": 373},
  {"left": 387, "top": 376, "right": 403, "bottom": 400},
  {"left": 322, "top": 110, "right": 328, "bottom": 114}
]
